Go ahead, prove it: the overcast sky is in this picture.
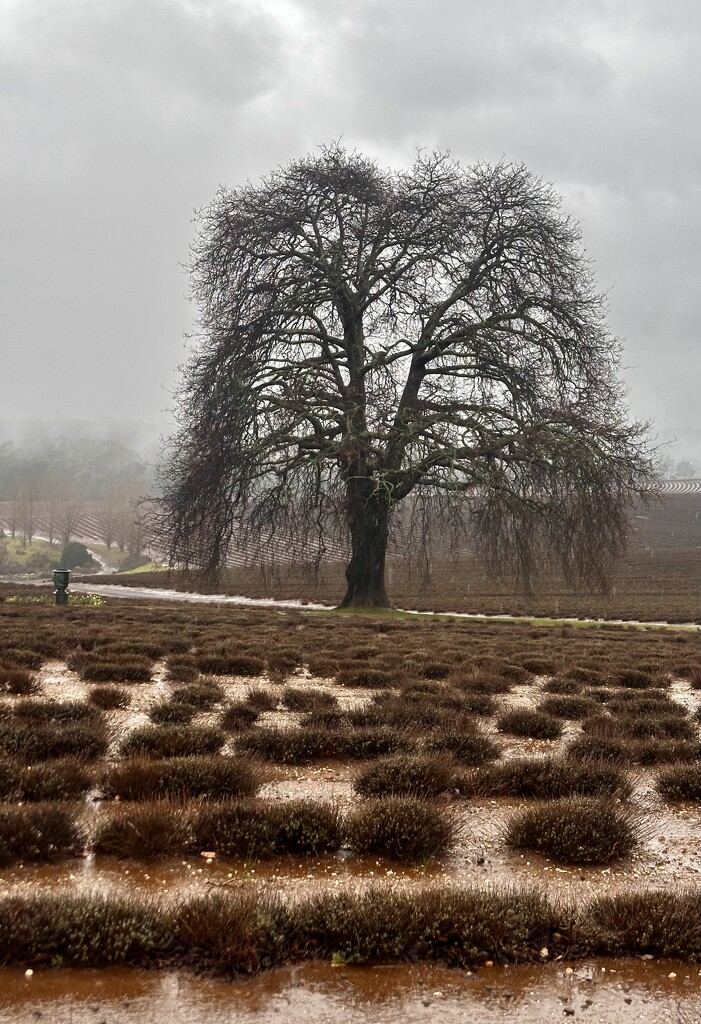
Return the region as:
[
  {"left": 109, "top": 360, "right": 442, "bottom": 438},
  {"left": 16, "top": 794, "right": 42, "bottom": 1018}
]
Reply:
[{"left": 2, "top": 0, "right": 699, "bottom": 442}]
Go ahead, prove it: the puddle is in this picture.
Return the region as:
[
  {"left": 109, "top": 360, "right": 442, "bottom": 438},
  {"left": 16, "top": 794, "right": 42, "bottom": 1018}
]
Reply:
[{"left": 1, "top": 959, "right": 700, "bottom": 1023}]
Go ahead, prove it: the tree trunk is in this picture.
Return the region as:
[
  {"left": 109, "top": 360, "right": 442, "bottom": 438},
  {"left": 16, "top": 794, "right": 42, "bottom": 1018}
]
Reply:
[{"left": 339, "top": 481, "right": 391, "bottom": 608}]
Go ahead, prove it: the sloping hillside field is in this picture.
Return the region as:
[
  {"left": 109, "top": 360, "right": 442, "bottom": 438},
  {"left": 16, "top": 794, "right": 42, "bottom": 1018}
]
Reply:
[{"left": 0, "top": 592, "right": 700, "bottom": 1019}]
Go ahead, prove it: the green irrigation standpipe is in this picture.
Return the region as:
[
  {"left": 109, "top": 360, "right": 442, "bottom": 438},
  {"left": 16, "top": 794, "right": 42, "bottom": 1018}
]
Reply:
[{"left": 53, "top": 568, "right": 70, "bottom": 606}]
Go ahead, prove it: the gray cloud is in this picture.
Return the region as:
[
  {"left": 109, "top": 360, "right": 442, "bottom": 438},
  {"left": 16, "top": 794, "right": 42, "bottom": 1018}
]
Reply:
[{"left": 1, "top": 0, "right": 699, "bottom": 438}]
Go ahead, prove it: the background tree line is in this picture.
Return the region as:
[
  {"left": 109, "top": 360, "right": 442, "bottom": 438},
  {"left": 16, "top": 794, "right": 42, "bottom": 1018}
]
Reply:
[{"left": 0, "top": 436, "right": 149, "bottom": 555}]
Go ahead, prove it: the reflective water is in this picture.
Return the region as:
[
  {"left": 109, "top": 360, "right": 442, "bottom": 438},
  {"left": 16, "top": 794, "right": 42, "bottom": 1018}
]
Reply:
[{"left": 1, "top": 959, "right": 700, "bottom": 1024}]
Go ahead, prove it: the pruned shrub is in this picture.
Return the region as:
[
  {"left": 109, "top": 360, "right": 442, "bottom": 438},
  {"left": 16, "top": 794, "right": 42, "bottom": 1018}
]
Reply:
[
  {"left": 170, "top": 680, "right": 225, "bottom": 708},
  {"left": 522, "top": 658, "right": 558, "bottom": 676},
  {"left": 174, "top": 890, "right": 290, "bottom": 975},
  {"left": 195, "top": 653, "right": 265, "bottom": 677},
  {"left": 165, "top": 655, "right": 199, "bottom": 683},
  {"left": 542, "top": 678, "right": 582, "bottom": 695},
  {"left": 104, "top": 756, "right": 263, "bottom": 801},
  {"left": 13, "top": 699, "right": 104, "bottom": 726},
  {"left": 220, "top": 703, "right": 260, "bottom": 732},
  {"left": 148, "top": 701, "right": 197, "bottom": 725},
  {"left": 564, "top": 666, "right": 606, "bottom": 686},
  {"left": 88, "top": 685, "right": 131, "bottom": 710},
  {"left": 607, "top": 693, "right": 686, "bottom": 717},
  {"left": 236, "top": 726, "right": 410, "bottom": 764},
  {"left": 0, "top": 721, "right": 108, "bottom": 761},
  {"left": 537, "top": 695, "right": 596, "bottom": 720},
  {"left": 566, "top": 735, "right": 630, "bottom": 763},
  {"left": 345, "top": 797, "right": 456, "bottom": 861},
  {"left": 281, "top": 687, "right": 338, "bottom": 713},
  {"left": 244, "top": 687, "right": 280, "bottom": 711},
  {"left": 582, "top": 713, "right": 695, "bottom": 741},
  {"left": 0, "top": 666, "right": 40, "bottom": 695},
  {"left": 504, "top": 797, "right": 641, "bottom": 864},
  {"left": 335, "top": 667, "right": 392, "bottom": 688},
  {"left": 0, "top": 804, "right": 82, "bottom": 865},
  {"left": 582, "top": 890, "right": 701, "bottom": 957},
  {"left": 0, "top": 758, "right": 92, "bottom": 802},
  {"left": 655, "top": 764, "right": 701, "bottom": 802},
  {"left": 496, "top": 708, "right": 562, "bottom": 740},
  {"left": 0, "top": 893, "right": 169, "bottom": 967},
  {"left": 73, "top": 655, "right": 153, "bottom": 683},
  {"left": 353, "top": 753, "right": 455, "bottom": 798},
  {"left": 470, "top": 757, "right": 630, "bottom": 799},
  {"left": 295, "top": 885, "right": 557, "bottom": 966},
  {"left": 424, "top": 728, "right": 501, "bottom": 766},
  {"left": 614, "top": 669, "right": 658, "bottom": 689},
  {"left": 190, "top": 799, "right": 343, "bottom": 858},
  {"left": 94, "top": 803, "right": 188, "bottom": 859},
  {"left": 120, "top": 724, "right": 226, "bottom": 759},
  {"left": 306, "top": 657, "right": 339, "bottom": 679},
  {"left": 454, "top": 671, "right": 514, "bottom": 694},
  {"left": 0, "top": 648, "right": 44, "bottom": 670}
]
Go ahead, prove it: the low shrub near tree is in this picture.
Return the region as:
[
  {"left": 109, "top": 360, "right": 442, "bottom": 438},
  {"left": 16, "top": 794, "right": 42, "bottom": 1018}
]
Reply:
[{"left": 504, "top": 797, "right": 642, "bottom": 864}]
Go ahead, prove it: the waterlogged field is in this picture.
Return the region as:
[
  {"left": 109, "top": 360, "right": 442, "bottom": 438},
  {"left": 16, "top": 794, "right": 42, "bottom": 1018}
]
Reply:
[{"left": 0, "top": 591, "right": 700, "bottom": 1022}]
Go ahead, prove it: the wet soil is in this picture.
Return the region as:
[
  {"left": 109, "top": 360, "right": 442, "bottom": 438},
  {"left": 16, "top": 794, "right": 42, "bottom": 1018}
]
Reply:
[
  {"left": 2, "top": 661, "right": 698, "bottom": 902},
  {"left": 1, "top": 959, "right": 700, "bottom": 1024},
  {"left": 2, "top": 657, "right": 701, "bottom": 1020}
]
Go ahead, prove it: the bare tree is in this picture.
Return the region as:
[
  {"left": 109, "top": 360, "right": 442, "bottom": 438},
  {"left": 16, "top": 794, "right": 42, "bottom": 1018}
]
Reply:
[{"left": 149, "top": 147, "right": 656, "bottom": 607}]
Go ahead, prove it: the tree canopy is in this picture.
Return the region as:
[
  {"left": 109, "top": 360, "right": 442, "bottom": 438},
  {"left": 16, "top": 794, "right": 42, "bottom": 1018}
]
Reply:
[{"left": 151, "top": 146, "right": 656, "bottom": 607}]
